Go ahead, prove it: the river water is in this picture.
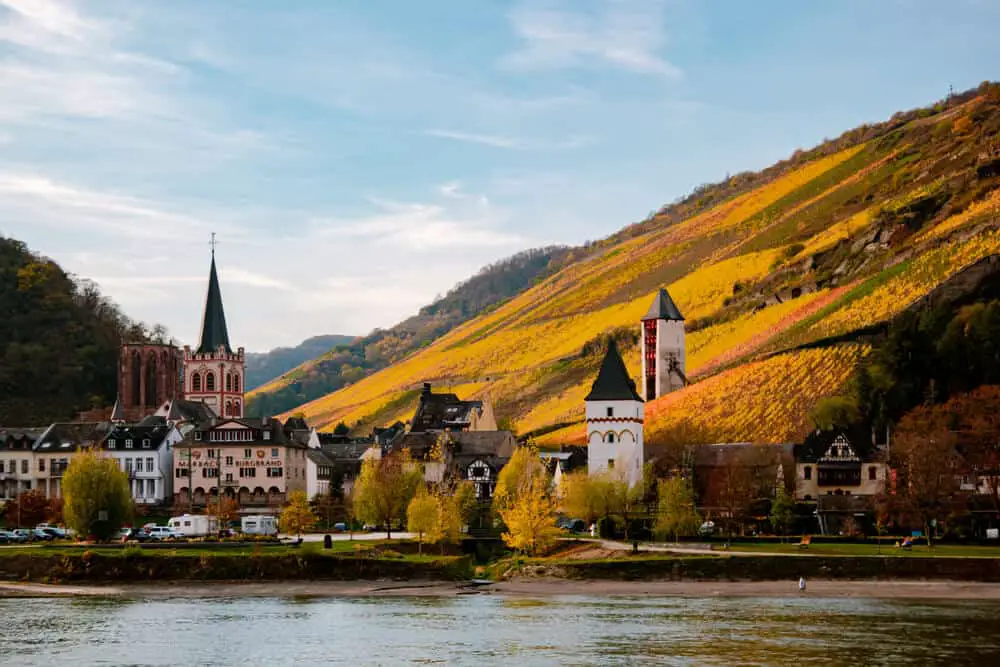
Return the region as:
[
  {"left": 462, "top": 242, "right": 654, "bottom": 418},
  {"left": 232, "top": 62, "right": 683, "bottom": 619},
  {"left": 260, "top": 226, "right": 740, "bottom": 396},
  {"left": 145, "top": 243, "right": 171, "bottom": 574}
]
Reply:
[{"left": 2, "top": 594, "right": 999, "bottom": 665}]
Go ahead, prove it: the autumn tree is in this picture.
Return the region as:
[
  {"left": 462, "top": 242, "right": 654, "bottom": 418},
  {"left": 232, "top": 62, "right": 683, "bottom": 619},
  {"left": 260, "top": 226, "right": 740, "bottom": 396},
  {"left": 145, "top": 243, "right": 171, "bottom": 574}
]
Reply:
[
  {"left": 495, "top": 447, "right": 559, "bottom": 554},
  {"left": 62, "top": 448, "right": 132, "bottom": 542},
  {"left": 499, "top": 475, "right": 561, "bottom": 555},
  {"left": 216, "top": 496, "right": 240, "bottom": 530},
  {"left": 406, "top": 487, "right": 442, "bottom": 554},
  {"left": 353, "top": 451, "right": 422, "bottom": 539},
  {"left": 893, "top": 404, "right": 964, "bottom": 544},
  {"left": 655, "top": 477, "right": 700, "bottom": 543},
  {"left": 279, "top": 490, "right": 317, "bottom": 537},
  {"left": 1, "top": 489, "right": 52, "bottom": 528}
]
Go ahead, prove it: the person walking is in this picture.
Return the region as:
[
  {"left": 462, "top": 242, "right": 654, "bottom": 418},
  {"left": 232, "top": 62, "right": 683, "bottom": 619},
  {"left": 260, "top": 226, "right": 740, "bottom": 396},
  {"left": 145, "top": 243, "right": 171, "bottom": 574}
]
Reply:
[{"left": 798, "top": 576, "right": 807, "bottom": 592}]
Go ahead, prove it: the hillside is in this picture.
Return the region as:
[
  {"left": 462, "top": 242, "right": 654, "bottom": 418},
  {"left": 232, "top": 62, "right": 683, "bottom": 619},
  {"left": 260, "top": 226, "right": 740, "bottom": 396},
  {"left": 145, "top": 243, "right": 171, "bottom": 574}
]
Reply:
[
  {"left": 246, "top": 246, "right": 570, "bottom": 417},
  {"left": 271, "top": 82, "right": 1000, "bottom": 445},
  {"left": 245, "top": 334, "right": 356, "bottom": 391},
  {"left": 0, "top": 237, "right": 155, "bottom": 424}
]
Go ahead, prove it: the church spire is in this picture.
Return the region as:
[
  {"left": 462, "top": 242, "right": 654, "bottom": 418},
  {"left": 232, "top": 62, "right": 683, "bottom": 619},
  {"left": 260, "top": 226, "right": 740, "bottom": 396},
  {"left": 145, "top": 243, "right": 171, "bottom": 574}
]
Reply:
[{"left": 196, "top": 240, "right": 232, "bottom": 355}]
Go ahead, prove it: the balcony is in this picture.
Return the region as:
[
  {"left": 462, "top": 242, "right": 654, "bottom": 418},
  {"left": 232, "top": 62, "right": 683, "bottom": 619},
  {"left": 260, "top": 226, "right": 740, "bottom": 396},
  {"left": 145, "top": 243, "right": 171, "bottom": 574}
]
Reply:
[{"left": 49, "top": 463, "right": 69, "bottom": 479}]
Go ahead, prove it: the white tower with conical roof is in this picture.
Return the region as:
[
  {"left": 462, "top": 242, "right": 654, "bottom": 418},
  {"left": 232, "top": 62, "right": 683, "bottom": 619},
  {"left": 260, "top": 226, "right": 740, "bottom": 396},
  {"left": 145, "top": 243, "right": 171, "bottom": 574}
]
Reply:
[
  {"left": 585, "top": 341, "right": 644, "bottom": 486},
  {"left": 640, "top": 288, "right": 686, "bottom": 401}
]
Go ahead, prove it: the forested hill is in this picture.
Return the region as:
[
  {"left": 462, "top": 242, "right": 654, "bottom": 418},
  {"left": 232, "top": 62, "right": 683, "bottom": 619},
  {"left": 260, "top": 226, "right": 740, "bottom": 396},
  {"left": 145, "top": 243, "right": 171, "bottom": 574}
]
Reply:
[
  {"left": 246, "top": 246, "right": 571, "bottom": 417},
  {"left": 245, "top": 334, "right": 356, "bottom": 391},
  {"left": 0, "top": 237, "right": 156, "bottom": 424},
  {"left": 270, "top": 82, "right": 1000, "bottom": 444}
]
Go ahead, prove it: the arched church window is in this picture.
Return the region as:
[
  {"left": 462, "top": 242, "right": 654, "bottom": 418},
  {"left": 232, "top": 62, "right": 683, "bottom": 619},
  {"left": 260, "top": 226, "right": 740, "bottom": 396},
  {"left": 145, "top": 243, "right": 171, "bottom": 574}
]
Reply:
[
  {"left": 233, "top": 374, "right": 240, "bottom": 393},
  {"left": 606, "top": 432, "right": 615, "bottom": 444},
  {"left": 192, "top": 372, "right": 202, "bottom": 392},
  {"left": 206, "top": 372, "right": 216, "bottom": 391},
  {"left": 225, "top": 373, "right": 232, "bottom": 392},
  {"left": 232, "top": 401, "right": 241, "bottom": 418}
]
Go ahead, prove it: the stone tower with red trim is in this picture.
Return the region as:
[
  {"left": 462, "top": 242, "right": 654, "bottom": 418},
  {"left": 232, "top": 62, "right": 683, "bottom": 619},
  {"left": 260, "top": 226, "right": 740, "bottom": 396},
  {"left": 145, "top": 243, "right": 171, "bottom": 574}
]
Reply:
[
  {"left": 182, "top": 247, "right": 245, "bottom": 418},
  {"left": 640, "top": 288, "right": 686, "bottom": 401},
  {"left": 116, "top": 343, "right": 181, "bottom": 421}
]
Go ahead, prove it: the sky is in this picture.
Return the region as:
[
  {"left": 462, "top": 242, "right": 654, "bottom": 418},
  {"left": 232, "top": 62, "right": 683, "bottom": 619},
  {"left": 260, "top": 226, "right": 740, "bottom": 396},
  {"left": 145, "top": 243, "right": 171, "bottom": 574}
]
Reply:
[{"left": 1, "top": 1, "right": 998, "bottom": 352}]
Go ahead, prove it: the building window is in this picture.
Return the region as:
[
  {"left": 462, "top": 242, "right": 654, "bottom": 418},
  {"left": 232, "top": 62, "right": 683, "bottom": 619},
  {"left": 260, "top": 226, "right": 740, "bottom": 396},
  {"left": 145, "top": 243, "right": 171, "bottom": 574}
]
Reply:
[
  {"left": 195, "top": 432, "right": 202, "bottom": 441},
  {"left": 142, "top": 439, "right": 151, "bottom": 449},
  {"left": 136, "top": 479, "right": 144, "bottom": 497},
  {"left": 225, "top": 456, "right": 233, "bottom": 466},
  {"left": 267, "top": 467, "right": 283, "bottom": 478},
  {"left": 606, "top": 432, "right": 615, "bottom": 444},
  {"left": 145, "top": 457, "right": 154, "bottom": 472},
  {"left": 208, "top": 449, "right": 216, "bottom": 458},
  {"left": 125, "top": 459, "right": 134, "bottom": 474},
  {"left": 206, "top": 372, "right": 216, "bottom": 391},
  {"left": 148, "top": 480, "right": 155, "bottom": 498},
  {"left": 192, "top": 374, "right": 202, "bottom": 392},
  {"left": 263, "top": 432, "right": 270, "bottom": 441},
  {"left": 606, "top": 407, "right": 614, "bottom": 417},
  {"left": 607, "top": 459, "right": 615, "bottom": 470},
  {"left": 244, "top": 448, "right": 252, "bottom": 459},
  {"left": 226, "top": 373, "right": 233, "bottom": 392},
  {"left": 225, "top": 473, "right": 234, "bottom": 483},
  {"left": 868, "top": 466, "right": 877, "bottom": 481},
  {"left": 108, "top": 440, "right": 116, "bottom": 450},
  {"left": 203, "top": 468, "right": 218, "bottom": 479},
  {"left": 240, "top": 467, "right": 257, "bottom": 478},
  {"left": 38, "top": 459, "right": 45, "bottom": 472},
  {"left": 176, "top": 468, "right": 185, "bottom": 478},
  {"left": 271, "top": 448, "right": 278, "bottom": 458},
  {"left": 125, "top": 439, "right": 133, "bottom": 449},
  {"left": 233, "top": 374, "right": 241, "bottom": 393},
  {"left": 22, "top": 459, "right": 28, "bottom": 474},
  {"left": 803, "top": 466, "right": 812, "bottom": 480}
]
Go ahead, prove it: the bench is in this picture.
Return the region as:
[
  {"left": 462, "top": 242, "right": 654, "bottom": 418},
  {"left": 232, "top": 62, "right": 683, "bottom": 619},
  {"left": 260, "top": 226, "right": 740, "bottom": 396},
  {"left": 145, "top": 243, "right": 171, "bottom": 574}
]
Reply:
[{"left": 798, "top": 535, "right": 812, "bottom": 549}]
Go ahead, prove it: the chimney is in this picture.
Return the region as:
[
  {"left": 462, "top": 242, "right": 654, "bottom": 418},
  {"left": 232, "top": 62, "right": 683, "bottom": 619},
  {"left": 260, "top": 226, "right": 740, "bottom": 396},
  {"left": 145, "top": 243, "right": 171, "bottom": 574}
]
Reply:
[{"left": 422, "top": 382, "right": 432, "bottom": 397}]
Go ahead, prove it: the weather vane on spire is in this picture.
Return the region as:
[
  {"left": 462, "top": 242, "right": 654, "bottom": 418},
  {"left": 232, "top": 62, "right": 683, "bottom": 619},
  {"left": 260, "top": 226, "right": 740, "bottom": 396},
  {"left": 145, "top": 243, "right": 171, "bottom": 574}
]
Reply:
[{"left": 209, "top": 232, "right": 218, "bottom": 256}]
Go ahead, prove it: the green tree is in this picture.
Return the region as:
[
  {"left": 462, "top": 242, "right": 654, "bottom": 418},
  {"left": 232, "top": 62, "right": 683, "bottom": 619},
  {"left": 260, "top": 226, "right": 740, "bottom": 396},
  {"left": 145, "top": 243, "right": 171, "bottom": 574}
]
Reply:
[
  {"left": 279, "top": 490, "right": 317, "bottom": 537},
  {"left": 655, "top": 477, "right": 701, "bottom": 543},
  {"left": 62, "top": 448, "right": 132, "bottom": 542},
  {"left": 769, "top": 488, "right": 795, "bottom": 541},
  {"left": 353, "top": 451, "right": 422, "bottom": 539},
  {"left": 406, "top": 487, "right": 442, "bottom": 554}
]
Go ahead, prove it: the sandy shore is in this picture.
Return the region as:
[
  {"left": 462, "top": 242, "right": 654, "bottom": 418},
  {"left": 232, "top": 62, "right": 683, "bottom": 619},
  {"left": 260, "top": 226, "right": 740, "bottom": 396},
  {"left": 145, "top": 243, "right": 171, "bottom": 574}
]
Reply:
[{"left": 2, "top": 578, "right": 999, "bottom": 600}]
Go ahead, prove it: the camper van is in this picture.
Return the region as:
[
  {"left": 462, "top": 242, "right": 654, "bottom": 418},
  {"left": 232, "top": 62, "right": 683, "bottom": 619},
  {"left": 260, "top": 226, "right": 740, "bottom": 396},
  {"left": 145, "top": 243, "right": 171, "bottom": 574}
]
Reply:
[
  {"left": 168, "top": 514, "right": 219, "bottom": 538},
  {"left": 241, "top": 515, "right": 278, "bottom": 536}
]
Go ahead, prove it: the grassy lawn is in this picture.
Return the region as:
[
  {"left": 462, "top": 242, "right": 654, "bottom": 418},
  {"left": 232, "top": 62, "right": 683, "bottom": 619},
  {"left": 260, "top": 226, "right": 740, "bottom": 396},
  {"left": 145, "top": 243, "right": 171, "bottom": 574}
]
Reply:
[
  {"left": 0, "top": 539, "right": 451, "bottom": 560},
  {"left": 723, "top": 541, "right": 1000, "bottom": 558}
]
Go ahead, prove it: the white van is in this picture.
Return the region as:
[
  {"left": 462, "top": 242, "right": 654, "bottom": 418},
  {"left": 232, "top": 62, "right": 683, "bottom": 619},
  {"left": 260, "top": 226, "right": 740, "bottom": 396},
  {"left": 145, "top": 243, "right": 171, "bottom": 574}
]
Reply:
[
  {"left": 241, "top": 515, "right": 278, "bottom": 536},
  {"left": 168, "top": 514, "right": 219, "bottom": 537}
]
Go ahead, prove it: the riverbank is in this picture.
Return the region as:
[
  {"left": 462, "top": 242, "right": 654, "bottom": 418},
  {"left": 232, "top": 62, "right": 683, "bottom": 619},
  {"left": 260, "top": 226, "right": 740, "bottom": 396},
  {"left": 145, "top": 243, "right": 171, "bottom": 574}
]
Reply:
[{"left": 3, "top": 578, "right": 999, "bottom": 600}]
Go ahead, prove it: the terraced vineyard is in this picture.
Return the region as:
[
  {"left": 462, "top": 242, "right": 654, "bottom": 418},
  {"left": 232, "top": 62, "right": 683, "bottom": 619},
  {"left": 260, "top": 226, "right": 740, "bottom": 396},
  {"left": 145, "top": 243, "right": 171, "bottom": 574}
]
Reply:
[{"left": 253, "top": 84, "right": 1000, "bottom": 445}]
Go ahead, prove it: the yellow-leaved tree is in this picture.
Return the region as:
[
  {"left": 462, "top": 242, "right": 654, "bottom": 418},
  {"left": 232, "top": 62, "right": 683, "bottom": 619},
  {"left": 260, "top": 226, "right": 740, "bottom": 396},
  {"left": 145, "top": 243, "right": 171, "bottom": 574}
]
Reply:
[
  {"left": 279, "top": 490, "right": 317, "bottom": 537},
  {"left": 655, "top": 477, "right": 701, "bottom": 543},
  {"left": 62, "top": 448, "right": 132, "bottom": 542},
  {"left": 406, "top": 486, "right": 442, "bottom": 553},
  {"left": 354, "top": 450, "right": 423, "bottom": 539},
  {"left": 494, "top": 447, "right": 559, "bottom": 555}
]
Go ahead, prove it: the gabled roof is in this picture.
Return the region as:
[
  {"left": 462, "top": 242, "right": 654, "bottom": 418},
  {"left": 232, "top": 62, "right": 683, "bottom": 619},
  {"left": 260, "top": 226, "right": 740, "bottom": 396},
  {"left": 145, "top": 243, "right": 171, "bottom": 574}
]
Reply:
[
  {"left": 409, "top": 383, "right": 485, "bottom": 432},
  {"left": 34, "top": 422, "right": 112, "bottom": 452},
  {"left": 794, "top": 427, "right": 880, "bottom": 464},
  {"left": 160, "top": 399, "right": 217, "bottom": 427},
  {"left": 642, "top": 288, "right": 684, "bottom": 321},
  {"left": 585, "top": 341, "right": 642, "bottom": 402},
  {"left": 196, "top": 253, "right": 232, "bottom": 354},
  {"left": 103, "top": 423, "right": 174, "bottom": 451}
]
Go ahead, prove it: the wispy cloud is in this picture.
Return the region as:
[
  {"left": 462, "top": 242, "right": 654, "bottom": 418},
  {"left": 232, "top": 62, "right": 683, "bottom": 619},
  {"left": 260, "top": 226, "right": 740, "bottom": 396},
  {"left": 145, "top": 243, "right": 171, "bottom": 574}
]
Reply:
[
  {"left": 426, "top": 128, "right": 592, "bottom": 151},
  {"left": 502, "top": 0, "right": 680, "bottom": 78}
]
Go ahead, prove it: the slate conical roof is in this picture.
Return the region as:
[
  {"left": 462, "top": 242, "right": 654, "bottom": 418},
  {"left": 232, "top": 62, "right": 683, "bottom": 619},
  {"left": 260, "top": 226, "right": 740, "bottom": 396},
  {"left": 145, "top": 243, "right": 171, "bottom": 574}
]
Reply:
[
  {"left": 585, "top": 340, "right": 643, "bottom": 402},
  {"left": 196, "top": 253, "right": 232, "bottom": 354},
  {"left": 642, "top": 288, "right": 684, "bottom": 321}
]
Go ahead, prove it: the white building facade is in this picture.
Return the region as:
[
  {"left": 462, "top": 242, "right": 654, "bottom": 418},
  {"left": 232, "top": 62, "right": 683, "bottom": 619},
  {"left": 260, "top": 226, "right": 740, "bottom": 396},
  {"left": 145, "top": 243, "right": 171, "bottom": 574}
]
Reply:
[{"left": 103, "top": 423, "right": 183, "bottom": 505}]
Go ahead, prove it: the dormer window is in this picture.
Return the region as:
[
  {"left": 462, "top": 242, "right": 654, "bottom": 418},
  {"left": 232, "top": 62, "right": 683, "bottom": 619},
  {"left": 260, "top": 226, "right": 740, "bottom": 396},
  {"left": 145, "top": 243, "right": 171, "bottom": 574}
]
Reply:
[
  {"left": 108, "top": 440, "right": 116, "bottom": 449},
  {"left": 263, "top": 432, "right": 271, "bottom": 441},
  {"left": 142, "top": 439, "right": 151, "bottom": 449},
  {"left": 195, "top": 432, "right": 202, "bottom": 441},
  {"left": 125, "top": 439, "right": 134, "bottom": 449}
]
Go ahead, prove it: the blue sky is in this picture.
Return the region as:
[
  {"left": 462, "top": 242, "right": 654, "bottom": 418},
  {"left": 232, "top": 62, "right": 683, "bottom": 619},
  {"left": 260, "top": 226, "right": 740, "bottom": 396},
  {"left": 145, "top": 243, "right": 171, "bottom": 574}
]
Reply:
[{"left": 1, "top": 0, "right": 997, "bottom": 352}]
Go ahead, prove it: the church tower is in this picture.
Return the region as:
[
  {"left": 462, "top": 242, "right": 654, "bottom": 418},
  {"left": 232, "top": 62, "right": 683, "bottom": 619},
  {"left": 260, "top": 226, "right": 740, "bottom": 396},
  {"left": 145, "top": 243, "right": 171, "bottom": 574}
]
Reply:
[
  {"left": 182, "top": 247, "right": 245, "bottom": 418},
  {"left": 585, "top": 340, "right": 644, "bottom": 486},
  {"left": 640, "top": 288, "right": 686, "bottom": 401}
]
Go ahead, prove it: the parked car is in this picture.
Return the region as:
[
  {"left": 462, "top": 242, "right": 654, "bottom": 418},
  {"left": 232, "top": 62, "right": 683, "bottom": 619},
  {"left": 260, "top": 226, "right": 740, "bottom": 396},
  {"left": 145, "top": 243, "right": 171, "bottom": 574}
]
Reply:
[
  {"left": 37, "top": 528, "right": 62, "bottom": 540},
  {"left": 145, "top": 526, "right": 182, "bottom": 541},
  {"left": 36, "top": 523, "right": 68, "bottom": 538},
  {"left": 0, "top": 530, "right": 22, "bottom": 544},
  {"left": 332, "top": 522, "right": 347, "bottom": 533},
  {"left": 698, "top": 521, "right": 716, "bottom": 537},
  {"left": 119, "top": 527, "right": 151, "bottom": 542},
  {"left": 12, "top": 529, "right": 34, "bottom": 542}
]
